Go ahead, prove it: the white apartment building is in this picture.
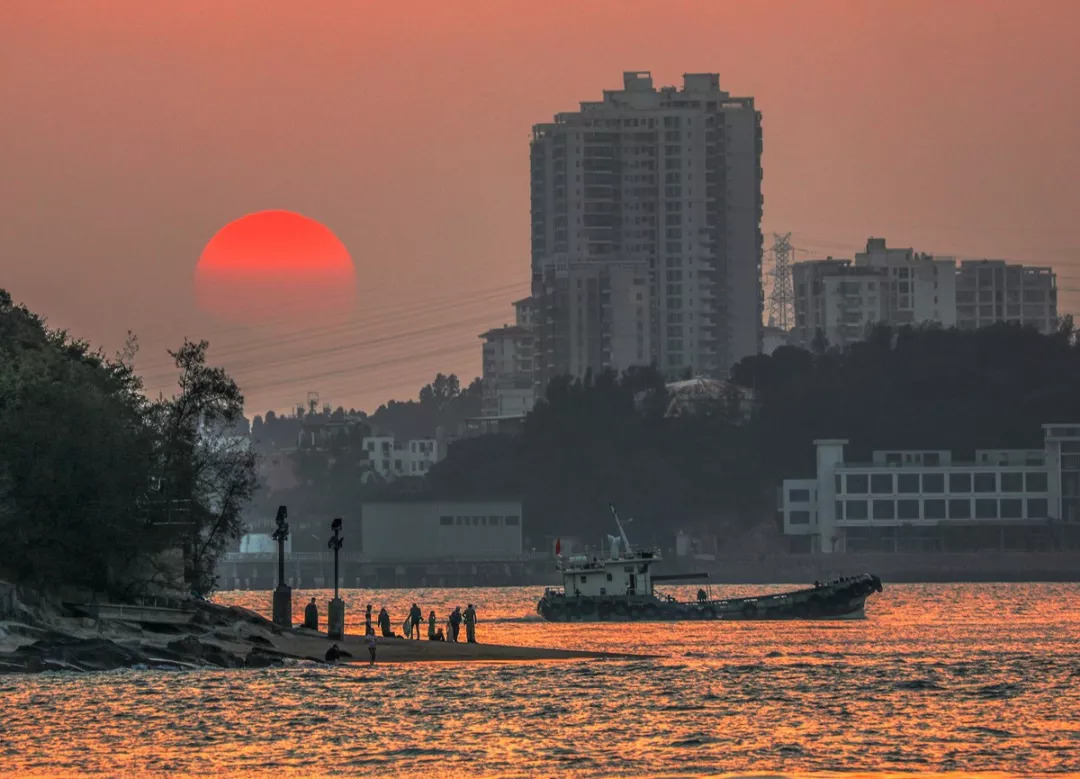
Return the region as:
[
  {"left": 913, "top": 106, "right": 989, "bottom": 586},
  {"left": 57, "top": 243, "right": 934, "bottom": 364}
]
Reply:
[
  {"left": 530, "top": 71, "right": 763, "bottom": 389},
  {"left": 791, "top": 238, "right": 1057, "bottom": 348},
  {"left": 780, "top": 424, "right": 1080, "bottom": 553},
  {"left": 478, "top": 298, "right": 538, "bottom": 418},
  {"left": 856, "top": 237, "right": 956, "bottom": 327},
  {"left": 362, "top": 436, "right": 441, "bottom": 480},
  {"left": 955, "top": 259, "right": 1057, "bottom": 333},
  {"left": 479, "top": 324, "right": 535, "bottom": 417},
  {"left": 792, "top": 259, "right": 890, "bottom": 347}
]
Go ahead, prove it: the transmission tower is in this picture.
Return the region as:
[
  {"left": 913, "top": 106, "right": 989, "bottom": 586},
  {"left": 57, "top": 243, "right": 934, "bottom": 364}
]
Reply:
[{"left": 766, "top": 232, "right": 795, "bottom": 330}]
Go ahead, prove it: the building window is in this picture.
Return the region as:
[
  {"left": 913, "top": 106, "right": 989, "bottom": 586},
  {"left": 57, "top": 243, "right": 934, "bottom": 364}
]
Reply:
[
  {"left": 924, "top": 499, "right": 947, "bottom": 519},
  {"left": 1000, "top": 498, "right": 1022, "bottom": 519},
  {"left": 898, "top": 474, "right": 920, "bottom": 493},
  {"left": 897, "top": 499, "right": 920, "bottom": 520},
  {"left": 872, "top": 500, "right": 895, "bottom": 520},
  {"left": 1001, "top": 472, "right": 1024, "bottom": 492},
  {"left": 1027, "top": 498, "right": 1048, "bottom": 518},
  {"left": 789, "top": 510, "right": 811, "bottom": 525},
  {"left": 439, "top": 516, "right": 453, "bottom": 526},
  {"left": 948, "top": 498, "right": 971, "bottom": 519},
  {"left": 505, "top": 516, "right": 520, "bottom": 525},
  {"left": 835, "top": 475, "right": 842, "bottom": 494},
  {"left": 788, "top": 488, "right": 810, "bottom": 502},
  {"left": 580, "top": 576, "right": 587, "bottom": 583},
  {"left": 924, "top": 453, "right": 941, "bottom": 466},
  {"left": 1026, "top": 472, "right": 1048, "bottom": 492},
  {"left": 846, "top": 500, "right": 868, "bottom": 520},
  {"left": 456, "top": 517, "right": 464, "bottom": 525},
  {"left": 974, "top": 473, "right": 996, "bottom": 493},
  {"left": 606, "top": 573, "right": 613, "bottom": 581},
  {"left": 871, "top": 474, "right": 893, "bottom": 494},
  {"left": 923, "top": 473, "right": 945, "bottom": 493},
  {"left": 836, "top": 501, "right": 843, "bottom": 520},
  {"left": 847, "top": 474, "right": 868, "bottom": 494},
  {"left": 488, "top": 517, "right": 501, "bottom": 526},
  {"left": 975, "top": 498, "right": 997, "bottom": 519},
  {"left": 949, "top": 473, "right": 972, "bottom": 493}
]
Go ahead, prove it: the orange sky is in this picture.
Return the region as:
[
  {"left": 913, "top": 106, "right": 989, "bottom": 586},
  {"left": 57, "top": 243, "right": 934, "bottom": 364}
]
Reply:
[{"left": 2, "top": 1, "right": 1079, "bottom": 415}]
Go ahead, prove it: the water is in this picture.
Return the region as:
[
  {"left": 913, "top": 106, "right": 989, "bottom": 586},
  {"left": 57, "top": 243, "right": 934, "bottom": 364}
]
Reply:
[{"left": 2, "top": 583, "right": 1079, "bottom": 776}]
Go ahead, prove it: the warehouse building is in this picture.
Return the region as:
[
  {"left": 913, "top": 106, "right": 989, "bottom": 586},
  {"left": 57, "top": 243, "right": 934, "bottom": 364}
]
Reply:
[{"left": 361, "top": 501, "right": 523, "bottom": 561}]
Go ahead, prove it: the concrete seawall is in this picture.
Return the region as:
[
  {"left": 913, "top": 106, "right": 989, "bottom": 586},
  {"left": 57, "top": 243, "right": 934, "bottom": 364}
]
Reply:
[{"left": 218, "top": 550, "right": 1080, "bottom": 590}]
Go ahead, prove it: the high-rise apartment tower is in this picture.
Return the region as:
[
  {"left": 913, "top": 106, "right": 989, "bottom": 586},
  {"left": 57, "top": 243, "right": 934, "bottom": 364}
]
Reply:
[{"left": 530, "top": 71, "right": 763, "bottom": 392}]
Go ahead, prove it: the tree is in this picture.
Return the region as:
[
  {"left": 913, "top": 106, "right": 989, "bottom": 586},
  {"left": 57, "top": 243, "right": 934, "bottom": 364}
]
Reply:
[
  {"left": 150, "top": 340, "right": 258, "bottom": 596},
  {"left": 0, "top": 291, "right": 159, "bottom": 594}
]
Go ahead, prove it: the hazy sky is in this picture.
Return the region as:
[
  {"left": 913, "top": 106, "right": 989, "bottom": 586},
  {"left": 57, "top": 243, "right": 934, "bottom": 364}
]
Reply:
[{"left": 3, "top": 1, "right": 1079, "bottom": 415}]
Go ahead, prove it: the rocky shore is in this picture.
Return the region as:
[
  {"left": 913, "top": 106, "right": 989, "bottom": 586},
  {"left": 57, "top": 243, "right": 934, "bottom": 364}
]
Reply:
[{"left": 0, "top": 583, "right": 647, "bottom": 674}]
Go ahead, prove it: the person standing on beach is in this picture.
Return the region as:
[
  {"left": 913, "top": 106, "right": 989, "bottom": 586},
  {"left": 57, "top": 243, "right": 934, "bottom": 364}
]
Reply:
[
  {"left": 427, "top": 610, "right": 437, "bottom": 640},
  {"left": 365, "top": 604, "right": 373, "bottom": 636},
  {"left": 304, "top": 597, "right": 319, "bottom": 630},
  {"left": 366, "top": 633, "right": 376, "bottom": 666},
  {"left": 408, "top": 603, "right": 422, "bottom": 640},
  {"left": 378, "top": 606, "right": 392, "bottom": 637},
  {"left": 463, "top": 604, "right": 477, "bottom": 644},
  {"left": 449, "top": 606, "right": 462, "bottom": 642}
]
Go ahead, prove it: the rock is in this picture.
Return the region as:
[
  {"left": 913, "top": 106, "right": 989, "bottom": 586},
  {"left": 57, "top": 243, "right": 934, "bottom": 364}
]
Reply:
[
  {"left": 166, "top": 636, "right": 207, "bottom": 658},
  {"left": 244, "top": 648, "right": 284, "bottom": 669}
]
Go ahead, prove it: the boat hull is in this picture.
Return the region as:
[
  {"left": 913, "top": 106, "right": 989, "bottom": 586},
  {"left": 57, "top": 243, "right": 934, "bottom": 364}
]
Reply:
[{"left": 536, "top": 574, "right": 883, "bottom": 622}]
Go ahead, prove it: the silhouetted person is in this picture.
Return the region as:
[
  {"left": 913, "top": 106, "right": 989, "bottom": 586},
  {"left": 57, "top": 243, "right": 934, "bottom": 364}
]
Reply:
[
  {"left": 464, "top": 604, "right": 477, "bottom": 643},
  {"left": 433, "top": 628, "right": 445, "bottom": 641},
  {"left": 366, "top": 633, "right": 376, "bottom": 665},
  {"left": 427, "top": 610, "right": 437, "bottom": 640},
  {"left": 378, "top": 606, "right": 392, "bottom": 637},
  {"left": 325, "top": 643, "right": 350, "bottom": 663},
  {"left": 409, "top": 603, "right": 422, "bottom": 640},
  {"left": 365, "top": 604, "right": 374, "bottom": 636},
  {"left": 697, "top": 589, "right": 707, "bottom": 603},
  {"left": 304, "top": 597, "right": 319, "bottom": 630},
  {"left": 449, "top": 606, "right": 462, "bottom": 642}
]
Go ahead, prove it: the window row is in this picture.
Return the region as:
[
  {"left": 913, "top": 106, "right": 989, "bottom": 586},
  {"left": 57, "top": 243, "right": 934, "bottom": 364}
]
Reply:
[
  {"left": 835, "top": 471, "right": 1048, "bottom": 495},
  {"left": 438, "top": 515, "right": 520, "bottom": 527},
  {"left": 837, "top": 497, "right": 1048, "bottom": 522}
]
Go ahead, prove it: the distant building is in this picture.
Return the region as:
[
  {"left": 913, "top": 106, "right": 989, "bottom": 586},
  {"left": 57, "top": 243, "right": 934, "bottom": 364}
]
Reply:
[
  {"left": 530, "top": 71, "right": 763, "bottom": 387},
  {"left": 955, "top": 259, "right": 1057, "bottom": 333},
  {"left": 480, "top": 325, "right": 535, "bottom": 417},
  {"left": 792, "top": 259, "right": 889, "bottom": 348},
  {"left": 478, "top": 297, "right": 538, "bottom": 417},
  {"left": 780, "top": 424, "right": 1080, "bottom": 553},
  {"left": 791, "top": 237, "right": 1056, "bottom": 348},
  {"left": 361, "top": 435, "right": 441, "bottom": 480},
  {"left": 361, "top": 500, "right": 523, "bottom": 561},
  {"left": 855, "top": 237, "right": 956, "bottom": 328}
]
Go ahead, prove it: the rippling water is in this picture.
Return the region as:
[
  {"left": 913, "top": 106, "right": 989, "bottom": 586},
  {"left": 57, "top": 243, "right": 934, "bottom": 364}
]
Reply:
[{"left": 2, "top": 583, "right": 1079, "bottom": 777}]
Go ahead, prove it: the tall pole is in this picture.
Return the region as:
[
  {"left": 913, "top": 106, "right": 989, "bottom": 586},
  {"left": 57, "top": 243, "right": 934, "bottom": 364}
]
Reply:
[
  {"left": 270, "top": 505, "right": 292, "bottom": 628},
  {"left": 327, "top": 517, "right": 345, "bottom": 640},
  {"left": 766, "top": 232, "right": 795, "bottom": 331}
]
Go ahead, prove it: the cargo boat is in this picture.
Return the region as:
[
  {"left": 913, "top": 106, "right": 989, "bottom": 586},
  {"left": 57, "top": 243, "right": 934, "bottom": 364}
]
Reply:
[{"left": 536, "top": 505, "right": 883, "bottom": 621}]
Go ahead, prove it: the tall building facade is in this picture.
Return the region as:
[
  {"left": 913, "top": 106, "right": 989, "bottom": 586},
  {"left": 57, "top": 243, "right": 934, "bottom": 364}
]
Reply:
[{"left": 530, "top": 71, "right": 763, "bottom": 391}]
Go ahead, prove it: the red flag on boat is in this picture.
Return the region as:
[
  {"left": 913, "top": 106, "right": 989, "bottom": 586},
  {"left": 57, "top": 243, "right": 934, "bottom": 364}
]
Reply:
[{"left": 555, "top": 537, "right": 561, "bottom": 556}]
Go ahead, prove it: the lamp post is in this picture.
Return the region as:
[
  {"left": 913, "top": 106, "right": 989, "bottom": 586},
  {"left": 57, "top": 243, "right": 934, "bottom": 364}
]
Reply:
[
  {"left": 327, "top": 517, "right": 345, "bottom": 640},
  {"left": 270, "top": 506, "right": 291, "bottom": 628}
]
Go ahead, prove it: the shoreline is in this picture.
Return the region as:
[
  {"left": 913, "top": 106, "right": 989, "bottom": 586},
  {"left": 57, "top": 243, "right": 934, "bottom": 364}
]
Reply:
[{"left": 0, "top": 587, "right": 651, "bottom": 675}]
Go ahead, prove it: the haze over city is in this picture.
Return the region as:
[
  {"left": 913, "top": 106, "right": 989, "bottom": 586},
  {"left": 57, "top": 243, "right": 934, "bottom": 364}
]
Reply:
[{"left": 3, "top": 0, "right": 1079, "bottom": 414}]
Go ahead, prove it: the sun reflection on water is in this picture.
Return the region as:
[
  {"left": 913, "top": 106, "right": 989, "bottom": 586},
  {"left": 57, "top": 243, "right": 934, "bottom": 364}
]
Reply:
[{"left": 2, "top": 583, "right": 1078, "bottom": 776}]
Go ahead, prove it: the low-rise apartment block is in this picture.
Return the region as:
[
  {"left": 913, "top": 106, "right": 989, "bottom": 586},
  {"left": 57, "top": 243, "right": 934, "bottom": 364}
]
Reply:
[{"left": 780, "top": 424, "right": 1080, "bottom": 553}]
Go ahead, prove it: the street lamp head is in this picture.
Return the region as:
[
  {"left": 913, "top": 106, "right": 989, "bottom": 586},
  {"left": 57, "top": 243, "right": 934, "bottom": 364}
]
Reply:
[{"left": 331, "top": 517, "right": 342, "bottom": 533}]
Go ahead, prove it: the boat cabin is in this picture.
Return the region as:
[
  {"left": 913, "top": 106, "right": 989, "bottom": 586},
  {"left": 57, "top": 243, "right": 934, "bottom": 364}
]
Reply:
[{"left": 559, "top": 550, "right": 659, "bottom": 598}]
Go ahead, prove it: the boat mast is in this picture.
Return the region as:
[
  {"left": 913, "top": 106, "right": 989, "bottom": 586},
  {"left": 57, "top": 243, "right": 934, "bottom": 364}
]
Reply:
[{"left": 609, "top": 503, "right": 633, "bottom": 555}]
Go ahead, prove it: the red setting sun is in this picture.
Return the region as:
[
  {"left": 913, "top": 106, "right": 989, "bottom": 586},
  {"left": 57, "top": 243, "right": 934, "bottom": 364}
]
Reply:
[{"left": 194, "top": 210, "right": 356, "bottom": 325}]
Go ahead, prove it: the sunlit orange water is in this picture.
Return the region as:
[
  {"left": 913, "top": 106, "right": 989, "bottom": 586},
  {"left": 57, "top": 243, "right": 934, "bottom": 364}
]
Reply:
[{"left": 3, "top": 583, "right": 1079, "bottom": 777}]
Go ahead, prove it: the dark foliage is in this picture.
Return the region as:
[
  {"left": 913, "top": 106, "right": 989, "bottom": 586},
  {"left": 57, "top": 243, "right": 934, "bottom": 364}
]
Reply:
[{"left": 426, "top": 321, "right": 1080, "bottom": 549}]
